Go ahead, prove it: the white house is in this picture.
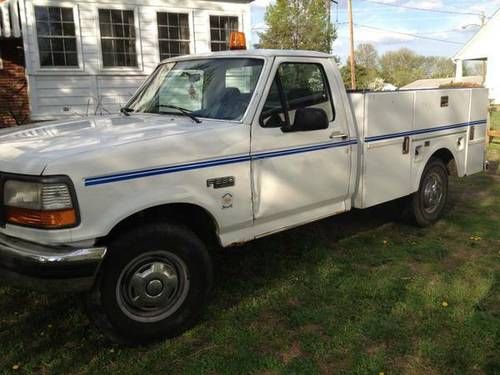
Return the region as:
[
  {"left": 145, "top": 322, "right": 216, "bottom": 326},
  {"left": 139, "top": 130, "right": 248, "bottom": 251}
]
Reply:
[
  {"left": 0, "top": 0, "right": 253, "bottom": 122},
  {"left": 454, "top": 9, "right": 500, "bottom": 104}
]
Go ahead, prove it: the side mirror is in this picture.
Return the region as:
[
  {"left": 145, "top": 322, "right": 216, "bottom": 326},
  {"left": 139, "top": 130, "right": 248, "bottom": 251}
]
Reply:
[{"left": 282, "top": 107, "right": 329, "bottom": 133}]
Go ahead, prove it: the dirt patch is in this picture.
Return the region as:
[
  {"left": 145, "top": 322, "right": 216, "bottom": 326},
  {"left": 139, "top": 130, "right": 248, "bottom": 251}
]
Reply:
[
  {"left": 280, "top": 341, "right": 303, "bottom": 364},
  {"left": 392, "top": 354, "right": 440, "bottom": 375},
  {"left": 319, "top": 361, "right": 348, "bottom": 374}
]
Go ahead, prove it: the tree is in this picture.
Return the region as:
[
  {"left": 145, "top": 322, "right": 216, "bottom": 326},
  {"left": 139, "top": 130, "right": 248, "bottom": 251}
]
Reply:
[
  {"left": 355, "top": 43, "right": 379, "bottom": 71},
  {"left": 423, "top": 56, "right": 455, "bottom": 78},
  {"left": 340, "top": 64, "right": 370, "bottom": 90},
  {"left": 353, "top": 43, "right": 380, "bottom": 87},
  {"left": 379, "top": 48, "right": 426, "bottom": 87},
  {"left": 259, "top": 0, "right": 336, "bottom": 53}
]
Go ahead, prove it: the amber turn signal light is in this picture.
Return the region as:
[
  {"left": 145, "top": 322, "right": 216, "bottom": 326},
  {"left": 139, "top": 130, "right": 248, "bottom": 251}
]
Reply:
[
  {"left": 229, "top": 31, "right": 247, "bottom": 50},
  {"left": 5, "top": 207, "right": 77, "bottom": 229}
]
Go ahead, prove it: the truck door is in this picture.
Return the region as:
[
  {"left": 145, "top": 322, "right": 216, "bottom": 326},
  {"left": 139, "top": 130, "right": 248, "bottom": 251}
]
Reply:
[{"left": 250, "top": 58, "right": 353, "bottom": 233}]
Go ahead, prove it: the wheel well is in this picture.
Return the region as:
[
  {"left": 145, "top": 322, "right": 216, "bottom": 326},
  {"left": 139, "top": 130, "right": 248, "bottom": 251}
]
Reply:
[
  {"left": 102, "top": 203, "right": 220, "bottom": 247},
  {"left": 430, "top": 148, "right": 458, "bottom": 177}
]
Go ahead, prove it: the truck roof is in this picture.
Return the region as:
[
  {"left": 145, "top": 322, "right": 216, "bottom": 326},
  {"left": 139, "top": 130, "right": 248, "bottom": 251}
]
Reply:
[{"left": 162, "top": 49, "right": 334, "bottom": 63}]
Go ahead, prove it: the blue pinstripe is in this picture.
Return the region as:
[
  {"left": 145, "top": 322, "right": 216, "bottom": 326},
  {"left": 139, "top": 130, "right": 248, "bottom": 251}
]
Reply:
[{"left": 84, "top": 119, "right": 486, "bottom": 186}]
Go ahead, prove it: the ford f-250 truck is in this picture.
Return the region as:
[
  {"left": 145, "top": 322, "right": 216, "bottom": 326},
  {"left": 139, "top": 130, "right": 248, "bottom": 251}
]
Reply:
[{"left": 0, "top": 49, "right": 489, "bottom": 344}]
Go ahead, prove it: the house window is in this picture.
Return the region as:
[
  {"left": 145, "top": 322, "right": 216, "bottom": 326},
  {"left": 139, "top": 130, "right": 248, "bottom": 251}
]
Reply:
[
  {"left": 157, "top": 12, "right": 190, "bottom": 60},
  {"left": 34, "top": 6, "right": 78, "bottom": 67},
  {"left": 210, "top": 16, "right": 238, "bottom": 52},
  {"left": 99, "top": 9, "right": 137, "bottom": 68}
]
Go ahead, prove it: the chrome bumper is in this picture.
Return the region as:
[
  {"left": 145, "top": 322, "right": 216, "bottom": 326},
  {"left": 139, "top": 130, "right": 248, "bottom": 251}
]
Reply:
[{"left": 0, "top": 233, "right": 107, "bottom": 292}]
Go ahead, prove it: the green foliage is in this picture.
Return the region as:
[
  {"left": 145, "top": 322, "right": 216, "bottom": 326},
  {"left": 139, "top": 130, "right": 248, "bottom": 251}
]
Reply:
[
  {"left": 259, "top": 0, "right": 336, "bottom": 53},
  {"left": 340, "top": 64, "right": 371, "bottom": 90},
  {"left": 424, "top": 56, "right": 455, "bottom": 79},
  {"left": 340, "top": 45, "right": 458, "bottom": 89},
  {"left": 379, "top": 48, "right": 426, "bottom": 87},
  {"left": 439, "top": 81, "right": 482, "bottom": 89},
  {"left": 491, "top": 111, "right": 500, "bottom": 131},
  {"left": 355, "top": 43, "right": 379, "bottom": 71}
]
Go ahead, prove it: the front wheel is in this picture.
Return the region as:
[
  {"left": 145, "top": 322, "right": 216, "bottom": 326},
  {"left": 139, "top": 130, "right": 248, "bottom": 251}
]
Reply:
[
  {"left": 86, "top": 223, "right": 213, "bottom": 345},
  {"left": 406, "top": 158, "right": 449, "bottom": 227}
]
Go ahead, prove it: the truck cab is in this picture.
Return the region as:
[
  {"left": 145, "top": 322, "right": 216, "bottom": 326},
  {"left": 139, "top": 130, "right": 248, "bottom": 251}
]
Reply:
[{"left": 0, "top": 48, "right": 488, "bottom": 344}]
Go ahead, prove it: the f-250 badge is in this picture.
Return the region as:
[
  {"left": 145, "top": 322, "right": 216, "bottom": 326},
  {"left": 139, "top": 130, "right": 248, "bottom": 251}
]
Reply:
[{"left": 222, "top": 193, "right": 233, "bottom": 209}]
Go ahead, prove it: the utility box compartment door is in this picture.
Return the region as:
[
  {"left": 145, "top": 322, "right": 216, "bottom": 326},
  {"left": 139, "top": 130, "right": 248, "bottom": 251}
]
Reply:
[
  {"left": 466, "top": 89, "right": 489, "bottom": 175},
  {"left": 362, "top": 92, "right": 414, "bottom": 208}
]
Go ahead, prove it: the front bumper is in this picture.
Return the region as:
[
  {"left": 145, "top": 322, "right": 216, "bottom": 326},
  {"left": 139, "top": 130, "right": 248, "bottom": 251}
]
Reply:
[{"left": 0, "top": 233, "right": 107, "bottom": 292}]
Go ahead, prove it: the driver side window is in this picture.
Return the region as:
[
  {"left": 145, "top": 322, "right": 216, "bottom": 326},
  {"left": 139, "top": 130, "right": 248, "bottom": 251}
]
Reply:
[{"left": 260, "top": 62, "right": 335, "bottom": 128}]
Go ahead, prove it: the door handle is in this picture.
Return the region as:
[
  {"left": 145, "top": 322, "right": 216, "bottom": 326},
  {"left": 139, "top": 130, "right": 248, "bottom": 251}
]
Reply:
[
  {"left": 402, "top": 136, "right": 410, "bottom": 154},
  {"left": 330, "top": 131, "right": 348, "bottom": 140}
]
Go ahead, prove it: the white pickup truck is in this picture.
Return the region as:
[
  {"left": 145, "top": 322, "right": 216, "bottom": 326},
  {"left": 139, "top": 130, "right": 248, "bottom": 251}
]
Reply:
[{"left": 0, "top": 49, "right": 489, "bottom": 344}]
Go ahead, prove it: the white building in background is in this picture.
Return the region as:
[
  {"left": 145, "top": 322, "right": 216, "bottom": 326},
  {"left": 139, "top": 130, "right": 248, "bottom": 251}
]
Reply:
[
  {"left": 454, "top": 9, "right": 500, "bottom": 104},
  {"left": 0, "top": 0, "right": 253, "bottom": 121}
]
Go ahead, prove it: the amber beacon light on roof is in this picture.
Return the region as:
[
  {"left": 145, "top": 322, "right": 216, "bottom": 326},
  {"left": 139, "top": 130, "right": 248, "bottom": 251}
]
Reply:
[{"left": 229, "top": 31, "right": 247, "bottom": 50}]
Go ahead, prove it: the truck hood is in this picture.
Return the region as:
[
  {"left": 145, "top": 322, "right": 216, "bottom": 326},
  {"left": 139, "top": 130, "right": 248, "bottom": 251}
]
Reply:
[{"left": 0, "top": 114, "right": 215, "bottom": 175}]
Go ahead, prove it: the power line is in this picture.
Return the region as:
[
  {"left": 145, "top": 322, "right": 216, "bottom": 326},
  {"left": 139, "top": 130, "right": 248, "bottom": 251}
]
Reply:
[
  {"left": 352, "top": 23, "right": 465, "bottom": 45},
  {"left": 359, "top": 0, "right": 486, "bottom": 17}
]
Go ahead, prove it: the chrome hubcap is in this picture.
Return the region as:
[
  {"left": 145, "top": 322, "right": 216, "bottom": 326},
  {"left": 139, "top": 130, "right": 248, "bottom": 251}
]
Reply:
[
  {"left": 423, "top": 172, "right": 443, "bottom": 214},
  {"left": 117, "top": 251, "right": 190, "bottom": 323}
]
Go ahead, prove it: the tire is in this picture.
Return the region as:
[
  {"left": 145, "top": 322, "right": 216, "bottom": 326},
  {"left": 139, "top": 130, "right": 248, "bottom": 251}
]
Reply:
[
  {"left": 406, "top": 158, "right": 449, "bottom": 227},
  {"left": 86, "top": 223, "right": 213, "bottom": 345}
]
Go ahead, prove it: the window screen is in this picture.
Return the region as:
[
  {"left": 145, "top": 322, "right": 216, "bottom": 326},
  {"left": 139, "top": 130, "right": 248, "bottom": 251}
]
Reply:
[
  {"left": 99, "top": 9, "right": 137, "bottom": 67},
  {"left": 209, "top": 16, "right": 238, "bottom": 52},
  {"left": 35, "top": 6, "right": 78, "bottom": 67},
  {"left": 157, "top": 12, "right": 190, "bottom": 60}
]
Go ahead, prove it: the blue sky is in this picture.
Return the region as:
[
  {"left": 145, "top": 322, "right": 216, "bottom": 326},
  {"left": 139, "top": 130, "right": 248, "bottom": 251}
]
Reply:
[{"left": 250, "top": 0, "right": 500, "bottom": 62}]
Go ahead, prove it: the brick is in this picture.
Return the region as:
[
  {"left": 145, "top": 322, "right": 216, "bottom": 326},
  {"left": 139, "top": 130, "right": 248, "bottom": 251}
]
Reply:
[{"left": 0, "top": 39, "right": 29, "bottom": 127}]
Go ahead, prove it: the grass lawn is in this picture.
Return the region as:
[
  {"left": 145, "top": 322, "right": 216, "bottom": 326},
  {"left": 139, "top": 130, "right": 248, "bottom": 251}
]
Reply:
[
  {"left": 491, "top": 111, "right": 500, "bottom": 131},
  {"left": 1, "top": 149, "right": 499, "bottom": 375}
]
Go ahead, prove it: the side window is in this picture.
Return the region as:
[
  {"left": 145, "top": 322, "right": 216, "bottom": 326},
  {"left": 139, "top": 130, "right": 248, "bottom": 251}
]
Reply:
[{"left": 260, "top": 63, "right": 335, "bottom": 128}]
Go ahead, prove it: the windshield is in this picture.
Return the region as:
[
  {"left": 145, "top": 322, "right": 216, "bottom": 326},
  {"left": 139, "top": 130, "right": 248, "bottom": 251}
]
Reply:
[{"left": 127, "top": 58, "right": 264, "bottom": 121}]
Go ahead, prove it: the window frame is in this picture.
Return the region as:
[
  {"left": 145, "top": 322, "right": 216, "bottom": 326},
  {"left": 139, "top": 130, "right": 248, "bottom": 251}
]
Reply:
[
  {"left": 30, "top": 1, "right": 83, "bottom": 72},
  {"left": 96, "top": 5, "right": 143, "bottom": 72},
  {"left": 259, "top": 61, "right": 336, "bottom": 128},
  {"left": 156, "top": 11, "right": 192, "bottom": 61},
  {"left": 208, "top": 13, "right": 241, "bottom": 52}
]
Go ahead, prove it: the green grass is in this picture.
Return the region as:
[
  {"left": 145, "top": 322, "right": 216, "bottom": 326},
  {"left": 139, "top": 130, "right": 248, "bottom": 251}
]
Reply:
[
  {"left": 1, "top": 150, "right": 499, "bottom": 375},
  {"left": 491, "top": 111, "right": 500, "bottom": 131}
]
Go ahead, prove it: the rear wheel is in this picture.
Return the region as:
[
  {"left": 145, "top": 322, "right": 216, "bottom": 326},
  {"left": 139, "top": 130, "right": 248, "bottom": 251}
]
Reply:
[
  {"left": 86, "top": 223, "right": 213, "bottom": 345},
  {"left": 407, "top": 158, "right": 449, "bottom": 227}
]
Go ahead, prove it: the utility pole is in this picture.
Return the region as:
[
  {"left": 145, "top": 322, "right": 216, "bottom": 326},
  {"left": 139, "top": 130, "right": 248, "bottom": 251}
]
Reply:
[
  {"left": 480, "top": 11, "right": 486, "bottom": 85},
  {"left": 347, "top": 0, "right": 356, "bottom": 90}
]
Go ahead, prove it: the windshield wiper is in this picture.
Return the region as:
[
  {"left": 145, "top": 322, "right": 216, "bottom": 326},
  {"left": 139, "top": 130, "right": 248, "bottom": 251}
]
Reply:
[
  {"left": 120, "top": 107, "right": 134, "bottom": 116},
  {"left": 160, "top": 105, "right": 202, "bottom": 124}
]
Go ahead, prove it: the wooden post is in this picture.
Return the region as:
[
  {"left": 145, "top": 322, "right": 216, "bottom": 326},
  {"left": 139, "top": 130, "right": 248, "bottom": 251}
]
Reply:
[{"left": 347, "top": 0, "right": 356, "bottom": 90}]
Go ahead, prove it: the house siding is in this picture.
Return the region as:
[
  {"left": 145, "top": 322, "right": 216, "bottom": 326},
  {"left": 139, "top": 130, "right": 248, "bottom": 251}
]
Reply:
[{"left": 20, "top": 0, "right": 252, "bottom": 120}]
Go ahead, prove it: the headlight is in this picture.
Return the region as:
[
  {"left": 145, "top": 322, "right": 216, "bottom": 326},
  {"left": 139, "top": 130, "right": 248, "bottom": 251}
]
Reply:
[{"left": 3, "top": 178, "right": 78, "bottom": 229}]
